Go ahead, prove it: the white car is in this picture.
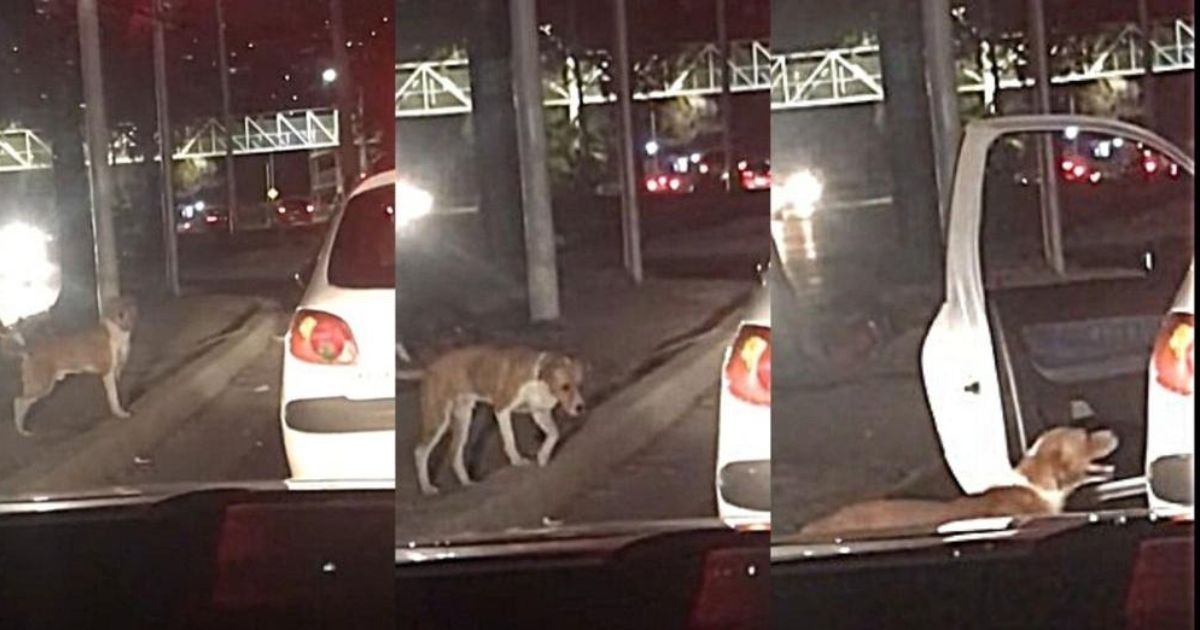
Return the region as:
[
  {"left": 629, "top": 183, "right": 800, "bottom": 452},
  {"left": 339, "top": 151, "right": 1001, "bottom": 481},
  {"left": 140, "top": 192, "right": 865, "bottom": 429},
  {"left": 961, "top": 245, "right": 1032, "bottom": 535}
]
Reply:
[
  {"left": 1145, "top": 262, "right": 1194, "bottom": 514},
  {"left": 922, "top": 115, "right": 1194, "bottom": 504},
  {"left": 716, "top": 280, "right": 770, "bottom": 525},
  {"left": 280, "top": 170, "right": 398, "bottom": 482}
]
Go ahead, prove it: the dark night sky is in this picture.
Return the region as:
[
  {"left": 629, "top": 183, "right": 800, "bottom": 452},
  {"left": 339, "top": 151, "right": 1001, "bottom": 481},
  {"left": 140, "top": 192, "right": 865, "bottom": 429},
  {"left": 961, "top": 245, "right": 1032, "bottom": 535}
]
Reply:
[
  {"left": 1, "top": 1, "right": 392, "bottom": 132},
  {"left": 396, "top": 0, "right": 770, "bottom": 60}
]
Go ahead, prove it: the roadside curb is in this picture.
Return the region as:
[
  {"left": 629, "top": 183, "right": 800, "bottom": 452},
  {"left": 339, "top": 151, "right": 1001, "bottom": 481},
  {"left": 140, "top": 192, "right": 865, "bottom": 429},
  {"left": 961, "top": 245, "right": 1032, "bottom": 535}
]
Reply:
[
  {"left": 0, "top": 303, "right": 279, "bottom": 495},
  {"left": 396, "top": 303, "right": 746, "bottom": 542}
]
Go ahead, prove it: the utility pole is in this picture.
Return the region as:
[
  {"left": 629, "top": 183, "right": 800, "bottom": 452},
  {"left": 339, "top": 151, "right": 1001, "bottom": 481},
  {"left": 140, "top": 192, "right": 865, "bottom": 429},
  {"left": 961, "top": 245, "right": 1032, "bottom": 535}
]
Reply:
[
  {"left": 922, "top": 0, "right": 961, "bottom": 231},
  {"left": 715, "top": 0, "right": 733, "bottom": 192},
  {"left": 77, "top": 0, "right": 121, "bottom": 310},
  {"left": 329, "top": 0, "right": 360, "bottom": 187},
  {"left": 1136, "top": 0, "right": 1157, "bottom": 130},
  {"left": 510, "top": 0, "right": 561, "bottom": 321},
  {"left": 613, "top": 0, "right": 643, "bottom": 284},
  {"left": 1027, "top": 0, "right": 1064, "bottom": 274},
  {"left": 153, "top": 0, "right": 180, "bottom": 296},
  {"left": 215, "top": 0, "right": 238, "bottom": 234}
]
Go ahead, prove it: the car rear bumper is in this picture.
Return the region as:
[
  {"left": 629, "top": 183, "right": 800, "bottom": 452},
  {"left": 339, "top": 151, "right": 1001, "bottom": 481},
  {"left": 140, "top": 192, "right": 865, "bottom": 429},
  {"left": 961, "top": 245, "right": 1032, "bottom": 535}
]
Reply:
[
  {"left": 717, "top": 460, "right": 770, "bottom": 518},
  {"left": 281, "top": 397, "right": 395, "bottom": 481},
  {"left": 283, "top": 397, "right": 395, "bottom": 433}
]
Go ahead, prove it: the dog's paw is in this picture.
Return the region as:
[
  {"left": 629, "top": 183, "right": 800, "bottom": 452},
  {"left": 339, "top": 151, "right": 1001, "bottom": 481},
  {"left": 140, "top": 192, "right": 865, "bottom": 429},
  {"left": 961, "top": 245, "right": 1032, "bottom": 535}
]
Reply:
[
  {"left": 420, "top": 485, "right": 440, "bottom": 496},
  {"left": 16, "top": 428, "right": 33, "bottom": 437},
  {"left": 510, "top": 457, "right": 533, "bottom": 467},
  {"left": 537, "top": 452, "right": 553, "bottom": 467},
  {"left": 113, "top": 409, "right": 132, "bottom": 419}
]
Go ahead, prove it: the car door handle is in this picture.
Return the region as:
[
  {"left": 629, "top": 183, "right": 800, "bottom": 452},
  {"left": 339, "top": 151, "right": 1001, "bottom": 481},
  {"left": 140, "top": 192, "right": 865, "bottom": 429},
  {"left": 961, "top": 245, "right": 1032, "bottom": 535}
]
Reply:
[{"left": 964, "top": 382, "right": 981, "bottom": 394}]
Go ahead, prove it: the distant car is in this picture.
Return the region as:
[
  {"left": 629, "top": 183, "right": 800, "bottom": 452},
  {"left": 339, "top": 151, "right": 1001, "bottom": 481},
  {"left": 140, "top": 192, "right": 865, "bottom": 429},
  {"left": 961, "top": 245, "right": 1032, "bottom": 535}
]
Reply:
[
  {"left": 1145, "top": 261, "right": 1194, "bottom": 514},
  {"left": 643, "top": 172, "right": 696, "bottom": 195},
  {"left": 273, "top": 197, "right": 317, "bottom": 228},
  {"left": 176, "top": 203, "right": 228, "bottom": 234},
  {"left": 737, "top": 159, "right": 771, "bottom": 191},
  {"left": 280, "top": 170, "right": 396, "bottom": 481},
  {"left": 716, "top": 278, "right": 770, "bottom": 525}
]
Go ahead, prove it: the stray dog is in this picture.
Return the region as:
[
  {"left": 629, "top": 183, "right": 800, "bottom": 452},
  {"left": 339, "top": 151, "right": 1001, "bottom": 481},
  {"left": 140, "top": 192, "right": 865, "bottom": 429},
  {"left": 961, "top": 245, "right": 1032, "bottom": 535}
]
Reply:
[
  {"left": 797, "top": 427, "right": 1119, "bottom": 538},
  {"left": 4, "top": 298, "right": 138, "bottom": 436},
  {"left": 414, "top": 345, "right": 586, "bottom": 495}
]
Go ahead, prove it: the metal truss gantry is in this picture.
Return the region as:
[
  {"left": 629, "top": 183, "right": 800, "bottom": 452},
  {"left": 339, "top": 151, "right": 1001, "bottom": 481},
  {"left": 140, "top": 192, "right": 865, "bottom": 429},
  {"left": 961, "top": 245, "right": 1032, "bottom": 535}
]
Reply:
[
  {"left": 395, "top": 17, "right": 1193, "bottom": 117},
  {"left": 2, "top": 108, "right": 339, "bottom": 173}
]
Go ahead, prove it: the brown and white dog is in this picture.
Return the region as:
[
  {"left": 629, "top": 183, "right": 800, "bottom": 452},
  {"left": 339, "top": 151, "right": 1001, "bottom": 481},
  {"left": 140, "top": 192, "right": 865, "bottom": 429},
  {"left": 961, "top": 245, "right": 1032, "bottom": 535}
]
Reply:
[
  {"left": 4, "top": 298, "right": 138, "bottom": 436},
  {"left": 414, "top": 345, "right": 586, "bottom": 495},
  {"left": 796, "top": 427, "right": 1120, "bottom": 539}
]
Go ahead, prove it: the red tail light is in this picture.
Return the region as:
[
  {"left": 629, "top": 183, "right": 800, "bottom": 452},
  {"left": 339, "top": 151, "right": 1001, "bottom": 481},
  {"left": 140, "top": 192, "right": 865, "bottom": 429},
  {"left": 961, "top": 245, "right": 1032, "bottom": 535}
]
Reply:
[
  {"left": 289, "top": 309, "right": 358, "bottom": 365},
  {"left": 726, "top": 325, "right": 770, "bottom": 405},
  {"left": 1153, "top": 313, "right": 1194, "bottom": 395}
]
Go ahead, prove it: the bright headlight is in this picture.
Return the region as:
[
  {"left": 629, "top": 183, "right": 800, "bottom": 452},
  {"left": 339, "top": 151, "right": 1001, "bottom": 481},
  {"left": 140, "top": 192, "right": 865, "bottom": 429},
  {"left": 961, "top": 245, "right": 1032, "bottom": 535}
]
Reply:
[
  {"left": 395, "top": 180, "right": 433, "bottom": 226},
  {"left": 0, "top": 222, "right": 60, "bottom": 327},
  {"left": 773, "top": 170, "right": 824, "bottom": 220}
]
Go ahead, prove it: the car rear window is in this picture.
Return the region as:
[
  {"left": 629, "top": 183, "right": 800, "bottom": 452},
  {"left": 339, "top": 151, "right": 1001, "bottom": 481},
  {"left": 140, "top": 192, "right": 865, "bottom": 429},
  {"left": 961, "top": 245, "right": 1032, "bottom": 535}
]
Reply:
[{"left": 327, "top": 184, "right": 395, "bottom": 289}]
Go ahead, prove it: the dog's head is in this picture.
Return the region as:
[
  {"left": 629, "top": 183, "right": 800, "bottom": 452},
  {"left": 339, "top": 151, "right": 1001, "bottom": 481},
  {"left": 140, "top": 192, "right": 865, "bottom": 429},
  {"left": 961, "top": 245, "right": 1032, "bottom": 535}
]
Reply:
[
  {"left": 1016, "top": 426, "right": 1120, "bottom": 497},
  {"left": 105, "top": 297, "right": 139, "bottom": 332},
  {"left": 540, "top": 353, "right": 587, "bottom": 417}
]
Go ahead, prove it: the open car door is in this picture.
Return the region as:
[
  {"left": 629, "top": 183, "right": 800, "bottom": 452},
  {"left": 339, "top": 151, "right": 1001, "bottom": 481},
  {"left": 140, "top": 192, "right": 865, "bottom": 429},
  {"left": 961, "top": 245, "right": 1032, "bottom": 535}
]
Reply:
[{"left": 923, "top": 115, "right": 1194, "bottom": 495}]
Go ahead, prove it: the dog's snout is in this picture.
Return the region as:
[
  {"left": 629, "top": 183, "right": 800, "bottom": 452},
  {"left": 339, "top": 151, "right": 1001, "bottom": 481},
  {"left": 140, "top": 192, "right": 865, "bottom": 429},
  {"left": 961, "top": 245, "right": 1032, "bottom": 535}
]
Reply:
[{"left": 573, "top": 402, "right": 585, "bottom": 414}]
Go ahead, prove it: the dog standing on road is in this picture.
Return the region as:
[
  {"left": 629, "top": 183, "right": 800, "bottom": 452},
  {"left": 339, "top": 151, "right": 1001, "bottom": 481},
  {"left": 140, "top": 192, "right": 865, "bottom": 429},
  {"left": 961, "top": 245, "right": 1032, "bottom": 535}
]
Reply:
[
  {"left": 415, "top": 345, "right": 586, "bottom": 495},
  {"left": 797, "top": 427, "right": 1120, "bottom": 538},
  {"left": 3, "top": 298, "right": 138, "bottom": 436}
]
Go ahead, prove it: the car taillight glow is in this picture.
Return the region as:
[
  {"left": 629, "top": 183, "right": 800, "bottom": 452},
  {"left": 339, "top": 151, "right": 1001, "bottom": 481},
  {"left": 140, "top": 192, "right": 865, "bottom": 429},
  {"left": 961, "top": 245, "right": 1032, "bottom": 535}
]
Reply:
[
  {"left": 726, "top": 325, "right": 770, "bottom": 405},
  {"left": 289, "top": 309, "right": 358, "bottom": 365},
  {"left": 205, "top": 215, "right": 219, "bottom": 223},
  {"left": 669, "top": 177, "right": 682, "bottom": 191},
  {"left": 1152, "top": 313, "right": 1194, "bottom": 396},
  {"left": 646, "top": 178, "right": 660, "bottom": 192}
]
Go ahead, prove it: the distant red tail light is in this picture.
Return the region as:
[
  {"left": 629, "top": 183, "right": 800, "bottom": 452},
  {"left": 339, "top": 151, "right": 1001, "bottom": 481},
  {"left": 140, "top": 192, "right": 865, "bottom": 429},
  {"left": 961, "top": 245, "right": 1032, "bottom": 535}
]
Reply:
[
  {"left": 726, "top": 325, "right": 770, "bottom": 405},
  {"left": 1153, "top": 313, "right": 1194, "bottom": 395},
  {"left": 289, "top": 309, "right": 359, "bottom": 365}
]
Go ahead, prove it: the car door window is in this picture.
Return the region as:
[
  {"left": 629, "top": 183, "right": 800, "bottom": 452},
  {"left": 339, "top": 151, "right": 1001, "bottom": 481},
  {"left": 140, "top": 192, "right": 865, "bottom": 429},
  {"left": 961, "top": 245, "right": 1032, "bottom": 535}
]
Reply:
[{"left": 982, "top": 130, "right": 1194, "bottom": 290}]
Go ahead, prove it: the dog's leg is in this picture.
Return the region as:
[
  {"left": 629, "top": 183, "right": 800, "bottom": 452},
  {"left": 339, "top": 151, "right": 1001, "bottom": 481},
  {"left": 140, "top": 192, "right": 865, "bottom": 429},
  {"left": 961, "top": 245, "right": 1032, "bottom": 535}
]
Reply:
[
  {"left": 495, "top": 408, "right": 531, "bottom": 467},
  {"left": 449, "top": 402, "right": 475, "bottom": 486},
  {"left": 531, "top": 410, "right": 559, "bottom": 467},
  {"left": 102, "top": 372, "right": 131, "bottom": 418},
  {"left": 415, "top": 402, "right": 452, "bottom": 496},
  {"left": 13, "top": 397, "right": 35, "bottom": 436}
]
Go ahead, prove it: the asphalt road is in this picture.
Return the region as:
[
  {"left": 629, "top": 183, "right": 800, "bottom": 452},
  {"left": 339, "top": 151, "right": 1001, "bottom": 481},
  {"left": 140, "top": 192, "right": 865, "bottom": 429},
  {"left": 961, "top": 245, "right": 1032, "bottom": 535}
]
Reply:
[{"left": 112, "top": 342, "right": 289, "bottom": 485}]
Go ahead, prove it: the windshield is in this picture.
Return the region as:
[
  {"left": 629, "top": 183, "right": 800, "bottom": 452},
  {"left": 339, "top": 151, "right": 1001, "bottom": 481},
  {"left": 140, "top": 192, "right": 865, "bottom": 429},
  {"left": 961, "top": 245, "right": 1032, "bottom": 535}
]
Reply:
[
  {"left": 394, "top": 0, "right": 770, "bottom": 543},
  {"left": 328, "top": 185, "right": 395, "bottom": 288},
  {"left": 0, "top": 0, "right": 392, "bottom": 498},
  {"left": 771, "top": 1, "right": 1195, "bottom": 547}
]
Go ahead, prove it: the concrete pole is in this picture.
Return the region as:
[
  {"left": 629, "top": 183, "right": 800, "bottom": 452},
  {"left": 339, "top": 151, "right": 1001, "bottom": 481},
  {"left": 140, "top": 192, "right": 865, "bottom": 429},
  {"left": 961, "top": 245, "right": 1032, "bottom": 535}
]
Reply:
[
  {"left": 510, "top": 0, "right": 561, "bottom": 321},
  {"left": 716, "top": 0, "right": 733, "bottom": 192},
  {"left": 922, "top": 0, "right": 961, "bottom": 232},
  {"left": 153, "top": 0, "right": 180, "bottom": 296},
  {"left": 1027, "top": 0, "right": 1064, "bottom": 274},
  {"left": 1136, "top": 0, "right": 1156, "bottom": 129},
  {"left": 613, "top": 0, "right": 643, "bottom": 284},
  {"left": 77, "top": 0, "right": 121, "bottom": 310},
  {"left": 330, "top": 0, "right": 360, "bottom": 185},
  {"left": 215, "top": 0, "right": 238, "bottom": 234}
]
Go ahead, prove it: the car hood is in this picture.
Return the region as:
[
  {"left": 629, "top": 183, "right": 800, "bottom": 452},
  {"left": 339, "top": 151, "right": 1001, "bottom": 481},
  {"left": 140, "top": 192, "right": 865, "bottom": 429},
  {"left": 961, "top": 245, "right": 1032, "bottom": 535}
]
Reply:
[
  {"left": 0, "top": 479, "right": 394, "bottom": 515},
  {"left": 396, "top": 517, "right": 766, "bottom": 564}
]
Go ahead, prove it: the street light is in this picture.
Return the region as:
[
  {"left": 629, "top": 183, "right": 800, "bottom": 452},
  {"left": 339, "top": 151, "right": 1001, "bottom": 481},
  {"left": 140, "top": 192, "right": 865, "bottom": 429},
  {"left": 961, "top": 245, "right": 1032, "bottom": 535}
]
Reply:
[
  {"left": 644, "top": 140, "right": 659, "bottom": 156},
  {"left": 322, "top": 67, "right": 338, "bottom": 84}
]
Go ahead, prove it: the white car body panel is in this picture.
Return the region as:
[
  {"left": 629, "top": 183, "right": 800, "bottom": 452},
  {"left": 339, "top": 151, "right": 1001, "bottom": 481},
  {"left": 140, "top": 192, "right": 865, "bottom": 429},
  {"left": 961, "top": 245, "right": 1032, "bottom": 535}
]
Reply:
[
  {"left": 1145, "top": 262, "right": 1194, "bottom": 515},
  {"left": 716, "top": 284, "right": 770, "bottom": 525},
  {"left": 924, "top": 116, "right": 1194, "bottom": 495},
  {"left": 280, "top": 170, "right": 396, "bottom": 482}
]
